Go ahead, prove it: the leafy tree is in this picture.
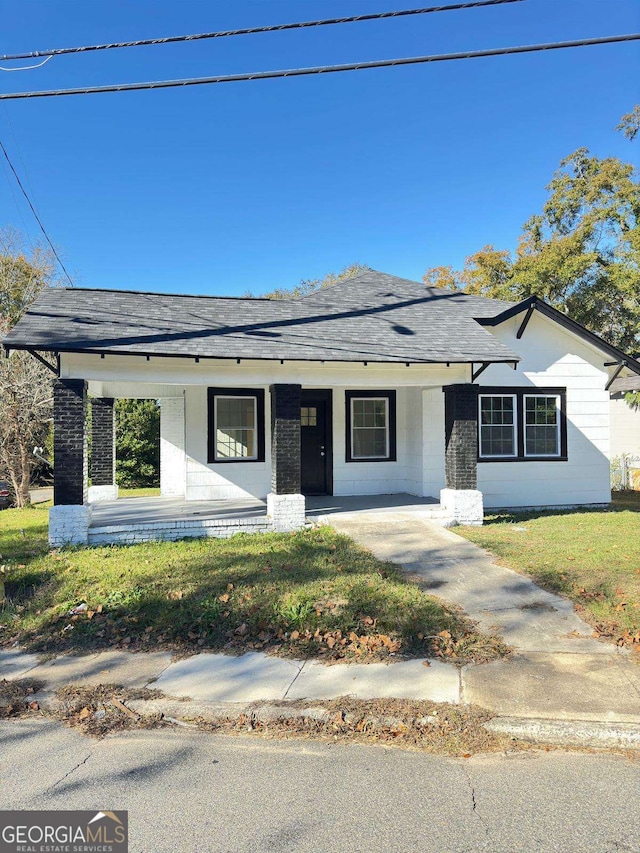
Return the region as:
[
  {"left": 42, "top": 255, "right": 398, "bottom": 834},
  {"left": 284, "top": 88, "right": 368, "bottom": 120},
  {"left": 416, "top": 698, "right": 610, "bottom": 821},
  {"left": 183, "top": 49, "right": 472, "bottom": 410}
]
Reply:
[
  {"left": 253, "top": 263, "right": 371, "bottom": 299},
  {"left": 424, "top": 110, "right": 640, "bottom": 353},
  {"left": 0, "top": 229, "right": 58, "bottom": 506},
  {"left": 115, "top": 399, "right": 160, "bottom": 488}
]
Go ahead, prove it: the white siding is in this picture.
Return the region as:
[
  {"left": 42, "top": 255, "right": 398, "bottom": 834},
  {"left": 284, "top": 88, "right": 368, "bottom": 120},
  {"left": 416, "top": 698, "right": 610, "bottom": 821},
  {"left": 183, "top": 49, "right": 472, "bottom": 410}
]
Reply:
[
  {"left": 184, "top": 386, "right": 271, "bottom": 501},
  {"left": 475, "top": 312, "right": 611, "bottom": 508},
  {"left": 610, "top": 395, "right": 640, "bottom": 457},
  {"left": 422, "top": 387, "right": 446, "bottom": 497},
  {"left": 160, "top": 396, "right": 186, "bottom": 497},
  {"left": 333, "top": 387, "right": 418, "bottom": 497}
]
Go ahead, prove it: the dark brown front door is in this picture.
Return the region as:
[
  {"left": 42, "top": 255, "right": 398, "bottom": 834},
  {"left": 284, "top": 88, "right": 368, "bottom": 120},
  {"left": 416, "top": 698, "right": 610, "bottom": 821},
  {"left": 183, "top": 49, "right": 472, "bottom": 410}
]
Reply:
[{"left": 301, "top": 390, "right": 332, "bottom": 496}]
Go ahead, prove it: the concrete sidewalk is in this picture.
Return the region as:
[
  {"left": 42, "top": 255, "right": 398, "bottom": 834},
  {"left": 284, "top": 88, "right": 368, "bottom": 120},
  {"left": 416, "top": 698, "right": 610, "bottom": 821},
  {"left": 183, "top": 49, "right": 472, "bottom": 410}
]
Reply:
[{"left": 1, "top": 514, "right": 639, "bottom": 742}]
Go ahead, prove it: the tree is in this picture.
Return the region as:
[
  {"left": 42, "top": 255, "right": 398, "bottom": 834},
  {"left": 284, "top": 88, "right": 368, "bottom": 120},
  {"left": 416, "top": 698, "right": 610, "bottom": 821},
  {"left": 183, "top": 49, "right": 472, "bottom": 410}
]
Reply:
[
  {"left": 115, "top": 399, "right": 160, "bottom": 488},
  {"left": 252, "top": 263, "right": 371, "bottom": 299},
  {"left": 424, "top": 109, "right": 640, "bottom": 353},
  {"left": 0, "top": 230, "right": 59, "bottom": 507}
]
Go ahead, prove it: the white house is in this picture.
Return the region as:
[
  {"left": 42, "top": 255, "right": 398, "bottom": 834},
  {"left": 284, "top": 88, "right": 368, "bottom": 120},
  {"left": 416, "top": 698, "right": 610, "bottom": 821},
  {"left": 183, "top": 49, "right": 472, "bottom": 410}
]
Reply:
[
  {"left": 609, "top": 374, "right": 640, "bottom": 458},
  {"left": 5, "top": 270, "right": 640, "bottom": 546}
]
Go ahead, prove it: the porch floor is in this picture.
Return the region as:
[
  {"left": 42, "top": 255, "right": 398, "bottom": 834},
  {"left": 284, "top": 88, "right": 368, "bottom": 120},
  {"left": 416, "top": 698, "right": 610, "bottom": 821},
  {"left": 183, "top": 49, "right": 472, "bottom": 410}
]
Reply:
[{"left": 89, "top": 493, "right": 441, "bottom": 529}]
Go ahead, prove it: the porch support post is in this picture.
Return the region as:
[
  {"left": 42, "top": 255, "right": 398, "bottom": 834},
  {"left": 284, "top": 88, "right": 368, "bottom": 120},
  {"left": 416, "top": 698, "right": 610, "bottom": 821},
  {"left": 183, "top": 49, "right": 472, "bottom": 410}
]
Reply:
[
  {"left": 440, "top": 383, "right": 484, "bottom": 526},
  {"left": 50, "top": 378, "right": 91, "bottom": 546},
  {"left": 89, "top": 397, "right": 118, "bottom": 503},
  {"left": 268, "top": 383, "right": 305, "bottom": 532}
]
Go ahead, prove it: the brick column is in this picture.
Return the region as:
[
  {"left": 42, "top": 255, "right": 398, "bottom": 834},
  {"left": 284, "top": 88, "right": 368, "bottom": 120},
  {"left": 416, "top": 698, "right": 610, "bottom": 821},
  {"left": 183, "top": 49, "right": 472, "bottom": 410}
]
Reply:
[
  {"left": 441, "top": 384, "right": 483, "bottom": 525},
  {"left": 51, "top": 379, "right": 91, "bottom": 546},
  {"left": 89, "top": 397, "right": 118, "bottom": 502},
  {"left": 268, "top": 384, "right": 305, "bottom": 531},
  {"left": 54, "top": 379, "right": 88, "bottom": 505}
]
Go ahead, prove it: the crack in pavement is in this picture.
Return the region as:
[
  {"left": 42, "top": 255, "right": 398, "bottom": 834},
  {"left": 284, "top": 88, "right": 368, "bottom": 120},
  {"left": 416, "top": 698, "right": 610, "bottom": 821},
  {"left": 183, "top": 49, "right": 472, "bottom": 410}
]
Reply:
[
  {"left": 282, "top": 659, "right": 308, "bottom": 700},
  {"left": 461, "top": 764, "right": 489, "bottom": 838},
  {"left": 51, "top": 752, "right": 92, "bottom": 789}
]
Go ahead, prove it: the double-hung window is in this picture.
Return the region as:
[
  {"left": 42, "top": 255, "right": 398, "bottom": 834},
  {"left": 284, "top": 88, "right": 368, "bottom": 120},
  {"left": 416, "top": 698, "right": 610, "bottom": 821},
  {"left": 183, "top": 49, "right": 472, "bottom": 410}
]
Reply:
[
  {"left": 207, "top": 388, "right": 265, "bottom": 463},
  {"left": 479, "top": 395, "right": 517, "bottom": 458},
  {"left": 478, "top": 388, "right": 566, "bottom": 461},
  {"left": 346, "top": 391, "right": 396, "bottom": 462},
  {"left": 524, "top": 394, "right": 561, "bottom": 457}
]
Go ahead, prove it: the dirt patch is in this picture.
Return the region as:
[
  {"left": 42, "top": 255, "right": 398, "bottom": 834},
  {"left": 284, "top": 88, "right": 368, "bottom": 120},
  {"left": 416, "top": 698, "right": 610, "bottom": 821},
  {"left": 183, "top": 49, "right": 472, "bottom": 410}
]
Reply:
[
  {"left": 194, "top": 697, "right": 524, "bottom": 756},
  {"left": 52, "top": 684, "right": 168, "bottom": 737},
  {"left": 0, "top": 678, "right": 45, "bottom": 718}
]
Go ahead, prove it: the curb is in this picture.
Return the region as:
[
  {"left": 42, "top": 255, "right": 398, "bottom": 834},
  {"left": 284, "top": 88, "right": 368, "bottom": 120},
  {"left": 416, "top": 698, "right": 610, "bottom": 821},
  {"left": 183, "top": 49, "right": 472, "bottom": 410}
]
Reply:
[
  {"left": 485, "top": 716, "right": 640, "bottom": 749},
  {"left": 126, "top": 698, "right": 640, "bottom": 750}
]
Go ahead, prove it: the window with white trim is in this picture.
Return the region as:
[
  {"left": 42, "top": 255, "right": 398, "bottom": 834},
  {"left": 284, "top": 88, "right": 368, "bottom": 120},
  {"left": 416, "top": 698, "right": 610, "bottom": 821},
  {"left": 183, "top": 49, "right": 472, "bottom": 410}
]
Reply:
[
  {"left": 345, "top": 391, "right": 396, "bottom": 462},
  {"left": 214, "top": 395, "right": 257, "bottom": 460},
  {"left": 477, "top": 387, "right": 567, "bottom": 462},
  {"left": 479, "top": 395, "right": 517, "bottom": 458},
  {"left": 524, "top": 394, "right": 561, "bottom": 457}
]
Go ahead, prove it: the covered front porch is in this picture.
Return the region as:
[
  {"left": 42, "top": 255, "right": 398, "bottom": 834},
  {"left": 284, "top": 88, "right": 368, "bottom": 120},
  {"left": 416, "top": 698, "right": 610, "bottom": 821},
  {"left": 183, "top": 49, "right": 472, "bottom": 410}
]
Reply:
[
  {"left": 87, "top": 493, "right": 449, "bottom": 545},
  {"left": 49, "top": 365, "right": 486, "bottom": 546}
]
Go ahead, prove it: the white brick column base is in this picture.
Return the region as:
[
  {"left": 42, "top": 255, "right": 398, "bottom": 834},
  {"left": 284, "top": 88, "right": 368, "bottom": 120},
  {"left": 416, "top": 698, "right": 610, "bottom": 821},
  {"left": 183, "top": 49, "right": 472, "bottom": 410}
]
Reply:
[
  {"left": 49, "top": 505, "right": 92, "bottom": 547},
  {"left": 88, "top": 484, "right": 119, "bottom": 503},
  {"left": 440, "top": 488, "right": 484, "bottom": 526},
  {"left": 267, "top": 493, "right": 306, "bottom": 532}
]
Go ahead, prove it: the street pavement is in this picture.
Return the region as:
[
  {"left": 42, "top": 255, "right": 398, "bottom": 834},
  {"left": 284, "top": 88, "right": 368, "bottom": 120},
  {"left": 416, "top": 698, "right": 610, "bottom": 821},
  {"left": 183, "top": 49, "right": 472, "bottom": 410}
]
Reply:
[{"left": 2, "top": 718, "right": 639, "bottom": 853}]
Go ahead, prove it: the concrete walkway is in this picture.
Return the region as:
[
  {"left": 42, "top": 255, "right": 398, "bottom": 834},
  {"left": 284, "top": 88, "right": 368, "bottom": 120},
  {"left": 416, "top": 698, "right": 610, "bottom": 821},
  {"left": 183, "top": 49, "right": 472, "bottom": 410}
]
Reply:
[{"left": 326, "top": 512, "right": 614, "bottom": 656}]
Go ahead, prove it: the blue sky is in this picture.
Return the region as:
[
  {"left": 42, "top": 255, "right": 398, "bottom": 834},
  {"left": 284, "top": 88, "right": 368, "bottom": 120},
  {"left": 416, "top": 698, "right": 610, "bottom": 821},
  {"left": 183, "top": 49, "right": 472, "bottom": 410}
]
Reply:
[{"left": 0, "top": 0, "right": 638, "bottom": 296}]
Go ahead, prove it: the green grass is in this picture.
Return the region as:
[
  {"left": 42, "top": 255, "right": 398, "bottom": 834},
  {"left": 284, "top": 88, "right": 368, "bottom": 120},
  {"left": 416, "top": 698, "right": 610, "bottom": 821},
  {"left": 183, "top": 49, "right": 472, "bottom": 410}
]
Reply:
[
  {"left": 0, "top": 504, "right": 504, "bottom": 663},
  {"left": 117, "top": 487, "right": 161, "bottom": 498},
  {"left": 456, "top": 491, "right": 640, "bottom": 647}
]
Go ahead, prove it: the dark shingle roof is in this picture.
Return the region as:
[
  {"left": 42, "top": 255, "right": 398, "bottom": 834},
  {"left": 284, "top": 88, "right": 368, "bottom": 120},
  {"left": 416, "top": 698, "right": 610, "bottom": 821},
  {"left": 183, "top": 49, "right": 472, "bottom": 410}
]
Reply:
[{"left": 3, "top": 270, "right": 520, "bottom": 364}]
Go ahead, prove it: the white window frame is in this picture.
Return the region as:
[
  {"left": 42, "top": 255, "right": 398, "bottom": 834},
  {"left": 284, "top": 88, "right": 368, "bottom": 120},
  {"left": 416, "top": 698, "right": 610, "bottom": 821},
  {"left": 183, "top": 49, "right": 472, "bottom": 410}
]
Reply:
[
  {"left": 523, "top": 393, "right": 561, "bottom": 458},
  {"left": 213, "top": 394, "right": 258, "bottom": 462},
  {"left": 350, "top": 396, "right": 390, "bottom": 460},
  {"left": 478, "top": 394, "right": 518, "bottom": 459}
]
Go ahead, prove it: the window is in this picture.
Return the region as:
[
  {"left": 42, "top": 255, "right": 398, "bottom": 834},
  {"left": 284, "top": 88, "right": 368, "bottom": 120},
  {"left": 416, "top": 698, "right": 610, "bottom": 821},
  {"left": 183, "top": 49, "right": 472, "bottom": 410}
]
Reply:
[
  {"left": 301, "top": 406, "right": 317, "bottom": 427},
  {"left": 477, "top": 387, "right": 567, "bottom": 462},
  {"left": 524, "top": 395, "right": 561, "bottom": 457},
  {"left": 207, "top": 388, "right": 265, "bottom": 463},
  {"left": 479, "top": 395, "right": 517, "bottom": 458},
  {"left": 345, "top": 391, "right": 396, "bottom": 462}
]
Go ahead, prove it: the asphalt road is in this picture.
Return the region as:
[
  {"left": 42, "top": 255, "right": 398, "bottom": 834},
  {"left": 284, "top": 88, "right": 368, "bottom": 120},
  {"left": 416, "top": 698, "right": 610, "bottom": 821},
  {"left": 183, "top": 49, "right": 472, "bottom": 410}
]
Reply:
[{"left": 2, "top": 719, "right": 639, "bottom": 853}]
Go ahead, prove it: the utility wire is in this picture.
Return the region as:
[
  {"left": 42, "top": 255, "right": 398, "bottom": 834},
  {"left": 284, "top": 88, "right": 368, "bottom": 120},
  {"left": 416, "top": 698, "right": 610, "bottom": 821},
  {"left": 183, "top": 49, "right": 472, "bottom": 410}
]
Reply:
[
  {"left": 0, "top": 139, "right": 73, "bottom": 285},
  {"left": 0, "top": 0, "right": 524, "bottom": 62},
  {"left": 0, "top": 33, "right": 637, "bottom": 100}
]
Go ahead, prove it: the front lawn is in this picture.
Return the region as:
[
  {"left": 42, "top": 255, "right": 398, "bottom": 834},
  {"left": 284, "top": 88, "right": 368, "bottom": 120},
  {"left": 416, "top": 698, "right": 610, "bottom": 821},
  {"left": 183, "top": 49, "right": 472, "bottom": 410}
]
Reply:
[
  {"left": 0, "top": 505, "right": 505, "bottom": 664},
  {"left": 456, "top": 491, "right": 640, "bottom": 649}
]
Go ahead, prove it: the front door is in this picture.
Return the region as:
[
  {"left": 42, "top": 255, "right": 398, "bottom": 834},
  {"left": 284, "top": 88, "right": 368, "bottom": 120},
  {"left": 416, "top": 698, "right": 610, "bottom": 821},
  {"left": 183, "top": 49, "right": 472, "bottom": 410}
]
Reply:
[{"left": 300, "top": 390, "right": 332, "bottom": 496}]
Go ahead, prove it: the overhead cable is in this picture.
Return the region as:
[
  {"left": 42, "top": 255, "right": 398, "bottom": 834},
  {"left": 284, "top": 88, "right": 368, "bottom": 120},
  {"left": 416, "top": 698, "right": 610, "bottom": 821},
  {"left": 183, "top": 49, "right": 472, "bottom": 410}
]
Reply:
[{"left": 0, "top": 33, "right": 637, "bottom": 100}]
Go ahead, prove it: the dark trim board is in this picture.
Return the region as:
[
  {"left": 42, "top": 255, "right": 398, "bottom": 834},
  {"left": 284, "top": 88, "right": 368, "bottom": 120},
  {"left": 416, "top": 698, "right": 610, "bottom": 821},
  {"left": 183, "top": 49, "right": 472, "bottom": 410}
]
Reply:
[
  {"left": 477, "top": 386, "right": 568, "bottom": 463},
  {"left": 345, "top": 390, "right": 397, "bottom": 463},
  {"left": 207, "top": 387, "right": 266, "bottom": 464},
  {"left": 477, "top": 296, "right": 640, "bottom": 377}
]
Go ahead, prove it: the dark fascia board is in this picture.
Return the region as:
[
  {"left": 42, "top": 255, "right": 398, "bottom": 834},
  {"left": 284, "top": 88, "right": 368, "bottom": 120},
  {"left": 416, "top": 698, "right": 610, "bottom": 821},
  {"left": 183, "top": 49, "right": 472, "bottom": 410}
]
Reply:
[
  {"left": 477, "top": 296, "right": 640, "bottom": 377},
  {"left": 0, "top": 340, "right": 520, "bottom": 367}
]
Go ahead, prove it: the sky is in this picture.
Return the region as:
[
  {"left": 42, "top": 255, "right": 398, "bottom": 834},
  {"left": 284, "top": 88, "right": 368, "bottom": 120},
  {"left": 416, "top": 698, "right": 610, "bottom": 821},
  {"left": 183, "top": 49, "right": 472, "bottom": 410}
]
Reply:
[{"left": 0, "top": 0, "right": 638, "bottom": 297}]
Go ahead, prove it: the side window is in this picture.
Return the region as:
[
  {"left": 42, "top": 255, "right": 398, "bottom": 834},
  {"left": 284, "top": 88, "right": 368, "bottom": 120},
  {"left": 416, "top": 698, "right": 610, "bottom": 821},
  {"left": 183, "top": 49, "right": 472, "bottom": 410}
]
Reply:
[
  {"left": 479, "top": 395, "right": 517, "bottom": 458},
  {"left": 524, "top": 395, "right": 561, "bottom": 457},
  {"left": 477, "top": 388, "right": 567, "bottom": 462}
]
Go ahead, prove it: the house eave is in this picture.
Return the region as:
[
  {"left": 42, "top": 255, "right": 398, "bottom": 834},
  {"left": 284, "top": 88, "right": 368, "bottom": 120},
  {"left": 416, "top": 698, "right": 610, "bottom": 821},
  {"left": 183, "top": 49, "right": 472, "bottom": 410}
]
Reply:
[
  {"left": 3, "top": 341, "right": 520, "bottom": 368},
  {"left": 477, "top": 296, "right": 640, "bottom": 377}
]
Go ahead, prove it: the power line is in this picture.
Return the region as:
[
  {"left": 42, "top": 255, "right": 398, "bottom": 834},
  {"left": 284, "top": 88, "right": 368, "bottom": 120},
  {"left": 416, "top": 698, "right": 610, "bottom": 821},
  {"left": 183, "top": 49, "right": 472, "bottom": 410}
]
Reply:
[
  {"left": 1, "top": 33, "right": 637, "bottom": 101},
  {"left": 0, "top": 139, "right": 73, "bottom": 285},
  {"left": 0, "top": 0, "right": 524, "bottom": 62}
]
